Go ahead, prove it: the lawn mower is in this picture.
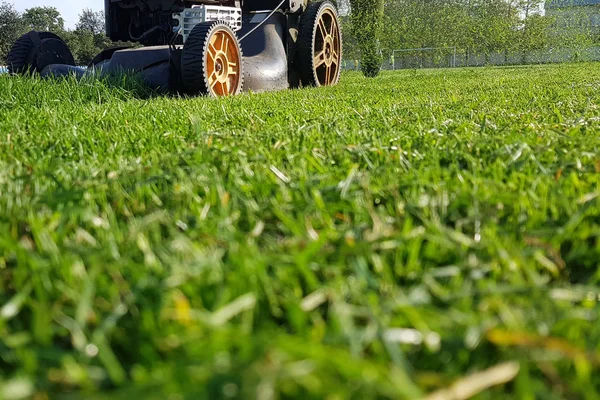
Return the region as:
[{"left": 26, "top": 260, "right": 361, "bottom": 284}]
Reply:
[{"left": 7, "top": 0, "right": 342, "bottom": 96}]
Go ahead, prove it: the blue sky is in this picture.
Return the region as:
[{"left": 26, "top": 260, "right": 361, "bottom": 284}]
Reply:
[{"left": 16, "top": 0, "right": 104, "bottom": 28}]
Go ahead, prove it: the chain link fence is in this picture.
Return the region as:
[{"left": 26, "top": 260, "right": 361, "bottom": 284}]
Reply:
[{"left": 343, "top": 47, "right": 600, "bottom": 70}]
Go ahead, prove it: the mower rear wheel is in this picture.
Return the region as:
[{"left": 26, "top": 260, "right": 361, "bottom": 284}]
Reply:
[
  {"left": 297, "top": 1, "right": 342, "bottom": 87},
  {"left": 7, "top": 31, "right": 75, "bottom": 75},
  {"left": 181, "top": 21, "right": 244, "bottom": 97}
]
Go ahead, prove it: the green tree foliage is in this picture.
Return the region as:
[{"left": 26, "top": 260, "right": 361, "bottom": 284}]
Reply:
[
  {"left": 377, "top": 0, "right": 524, "bottom": 54},
  {"left": 0, "top": 1, "right": 24, "bottom": 61},
  {"left": 345, "top": 0, "right": 598, "bottom": 67},
  {"left": 63, "top": 29, "right": 113, "bottom": 66},
  {"left": 546, "top": 4, "right": 597, "bottom": 49},
  {"left": 22, "top": 6, "right": 64, "bottom": 32},
  {"left": 348, "top": 0, "right": 385, "bottom": 77},
  {"left": 69, "top": 9, "right": 113, "bottom": 65},
  {"left": 76, "top": 8, "right": 105, "bottom": 35}
]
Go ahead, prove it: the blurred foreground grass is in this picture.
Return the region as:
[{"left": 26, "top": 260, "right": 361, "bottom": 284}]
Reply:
[{"left": 0, "top": 64, "right": 599, "bottom": 399}]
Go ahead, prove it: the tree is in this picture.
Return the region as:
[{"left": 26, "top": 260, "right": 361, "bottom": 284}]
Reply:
[
  {"left": 344, "top": 0, "right": 573, "bottom": 69},
  {"left": 69, "top": 9, "right": 112, "bottom": 65},
  {"left": 349, "top": 0, "right": 385, "bottom": 77},
  {"left": 518, "top": 0, "right": 551, "bottom": 51},
  {"left": 22, "top": 6, "right": 64, "bottom": 32},
  {"left": 0, "top": 1, "right": 24, "bottom": 62},
  {"left": 64, "top": 29, "right": 113, "bottom": 65},
  {"left": 76, "top": 9, "right": 105, "bottom": 35}
]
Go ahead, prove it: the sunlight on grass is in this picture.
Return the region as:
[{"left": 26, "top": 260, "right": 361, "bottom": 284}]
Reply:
[{"left": 0, "top": 64, "right": 599, "bottom": 398}]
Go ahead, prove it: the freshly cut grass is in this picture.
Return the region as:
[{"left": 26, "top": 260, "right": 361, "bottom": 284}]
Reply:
[{"left": 0, "top": 63, "right": 599, "bottom": 399}]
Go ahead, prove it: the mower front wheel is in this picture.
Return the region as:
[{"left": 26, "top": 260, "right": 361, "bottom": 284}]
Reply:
[{"left": 181, "top": 21, "right": 244, "bottom": 97}]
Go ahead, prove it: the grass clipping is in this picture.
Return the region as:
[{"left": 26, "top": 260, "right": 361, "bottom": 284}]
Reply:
[{"left": 423, "top": 362, "right": 520, "bottom": 400}]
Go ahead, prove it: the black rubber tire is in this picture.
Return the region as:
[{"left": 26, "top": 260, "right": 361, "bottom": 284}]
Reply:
[
  {"left": 7, "top": 31, "right": 75, "bottom": 75},
  {"left": 181, "top": 21, "right": 244, "bottom": 96},
  {"left": 35, "top": 39, "right": 76, "bottom": 72},
  {"left": 297, "top": 1, "right": 343, "bottom": 87}
]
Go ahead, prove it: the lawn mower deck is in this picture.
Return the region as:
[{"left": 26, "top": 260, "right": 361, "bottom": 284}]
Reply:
[{"left": 7, "top": 0, "right": 342, "bottom": 96}]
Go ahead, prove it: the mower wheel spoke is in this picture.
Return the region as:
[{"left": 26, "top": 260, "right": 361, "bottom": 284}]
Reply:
[
  {"left": 318, "top": 19, "right": 327, "bottom": 40},
  {"left": 222, "top": 35, "right": 228, "bottom": 53},
  {"left": 332, "top": 49, "right": 339, "bottom": 63},
  {"left": 209, "top": 71, "right": 218, "bottom": 87},
  {"left": 228, "top": 61, "right": 237, "bottom": 74},
  {"left": 314, "top": 50, "right": 326, "bottom": 67},
  {"left": 207, "top": 50, "right": 216, "bottom": 62},
  {"left": 208, "top": 43, "right": 218, "bottom": 58}
]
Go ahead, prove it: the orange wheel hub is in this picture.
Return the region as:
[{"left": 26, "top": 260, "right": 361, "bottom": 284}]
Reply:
[{"left": 206, "top": 29, "right": 242, "bottom": 96}]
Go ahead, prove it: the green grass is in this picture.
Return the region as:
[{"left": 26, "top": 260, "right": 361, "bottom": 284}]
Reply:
[{"left": 0, "top": 63, "right": 599, "bottom": 399}]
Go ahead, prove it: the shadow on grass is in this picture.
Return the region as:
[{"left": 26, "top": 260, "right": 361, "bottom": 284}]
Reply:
[{"left": 2, "top": 69, "right": 175, "bottom": 102}]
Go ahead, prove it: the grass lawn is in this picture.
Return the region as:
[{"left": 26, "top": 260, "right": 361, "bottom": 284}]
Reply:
[{"left": 0, "top": 63, "right": 599, "bottom": 399}]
